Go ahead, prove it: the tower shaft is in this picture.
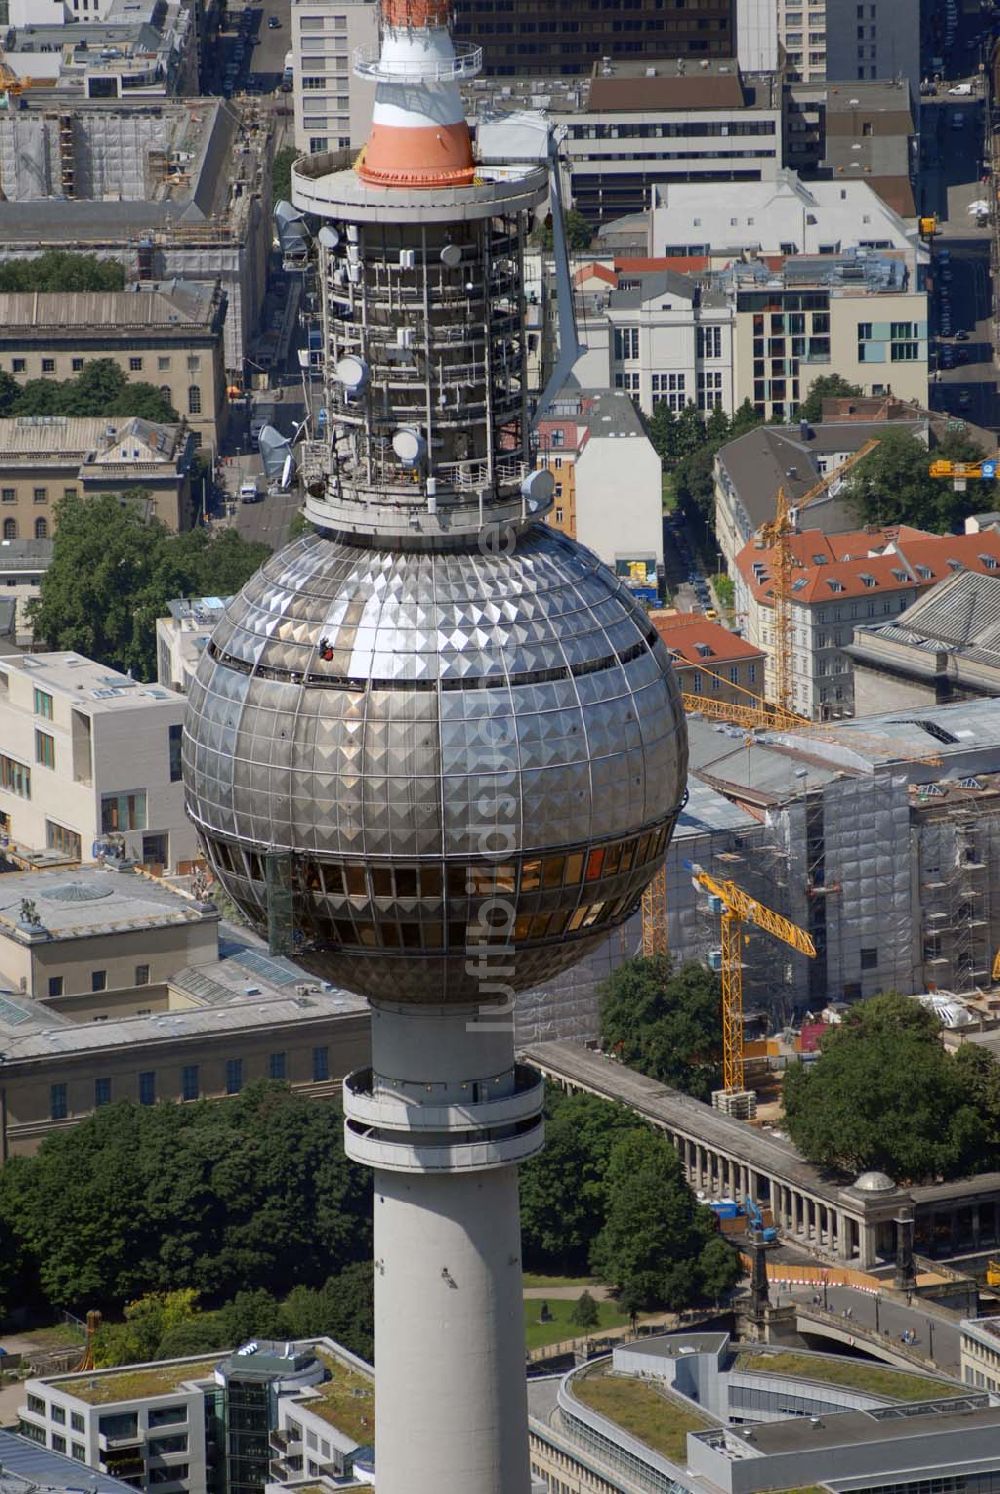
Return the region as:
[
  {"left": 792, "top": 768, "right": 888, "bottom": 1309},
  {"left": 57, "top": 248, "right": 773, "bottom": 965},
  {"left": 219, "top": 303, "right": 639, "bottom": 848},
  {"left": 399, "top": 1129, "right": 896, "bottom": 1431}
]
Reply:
[{"left": 344, "top": 1002, "right": 544, "bottom": 1494}]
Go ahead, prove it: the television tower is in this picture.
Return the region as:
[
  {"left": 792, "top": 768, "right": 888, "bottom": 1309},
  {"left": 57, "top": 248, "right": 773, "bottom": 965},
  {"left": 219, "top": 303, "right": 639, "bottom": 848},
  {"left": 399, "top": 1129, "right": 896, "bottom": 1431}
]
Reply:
[{"left": 182, "top": 3, "right": 689, "bottom": 1489}]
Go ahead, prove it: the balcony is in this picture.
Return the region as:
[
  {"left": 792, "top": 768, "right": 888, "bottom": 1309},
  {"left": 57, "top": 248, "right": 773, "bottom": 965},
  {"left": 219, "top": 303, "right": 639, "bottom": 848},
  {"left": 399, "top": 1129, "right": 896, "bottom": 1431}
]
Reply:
[
  {"left": 343, "top": 1062, "right": 544, "bottom": 1134},
  {"left": 269, "top": 1430, "right": 302, "bottom": 1455}
]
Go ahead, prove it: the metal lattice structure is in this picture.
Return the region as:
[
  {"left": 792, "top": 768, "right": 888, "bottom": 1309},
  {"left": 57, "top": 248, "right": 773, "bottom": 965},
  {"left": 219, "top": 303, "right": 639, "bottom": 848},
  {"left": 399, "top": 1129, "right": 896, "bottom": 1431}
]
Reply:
[
  {"left": 691, "top": 866, "right": 815, "bottom": 1093},
  {"left": 641, "top": 864, "right": 668, "bottom": 957}
]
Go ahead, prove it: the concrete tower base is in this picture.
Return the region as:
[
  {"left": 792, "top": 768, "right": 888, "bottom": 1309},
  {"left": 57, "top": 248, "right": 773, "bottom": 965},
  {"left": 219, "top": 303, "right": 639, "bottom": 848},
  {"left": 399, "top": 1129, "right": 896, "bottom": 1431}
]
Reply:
[{"left": 344, "top": 1001, "right": 545, "bottom": 1494}]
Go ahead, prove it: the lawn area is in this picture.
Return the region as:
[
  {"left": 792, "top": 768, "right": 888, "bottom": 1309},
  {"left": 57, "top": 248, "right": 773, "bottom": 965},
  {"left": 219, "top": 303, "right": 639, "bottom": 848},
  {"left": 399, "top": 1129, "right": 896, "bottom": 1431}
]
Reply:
[
  {"left": 524, "top": 1296, "right": 628, "bottom": 1350},
  {"left": 60, "top": 1359, "right": 222, "bottom": 1404},
  {"left": 522, "top": 1274, "right": 598, "bottom": 1290},
  {"left": 571, "top": 1363, "right": 710, "bottom": 1464},
  {"left": 17, "top": 1323, "right": 85, "bottom": 1350},
  {"left": 736, "top": 1351, "right": 960, "bottom": 1402},
  {"left": 308, "top": 1351, "right": 375, "bottom": 1442},
  {"left": 662, "top": 471, "right": 677, "bottom": 511}
]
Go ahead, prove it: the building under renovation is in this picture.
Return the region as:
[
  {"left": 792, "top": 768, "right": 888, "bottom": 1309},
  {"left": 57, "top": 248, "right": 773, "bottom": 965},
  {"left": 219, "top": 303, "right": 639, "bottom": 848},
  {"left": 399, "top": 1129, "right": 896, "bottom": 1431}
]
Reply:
[
  {"left": 0, "top": 97, "right": 272, "bottom": 370},
  {"left": 528, "top": 698, "right": 1000, "bottom": 1043}
]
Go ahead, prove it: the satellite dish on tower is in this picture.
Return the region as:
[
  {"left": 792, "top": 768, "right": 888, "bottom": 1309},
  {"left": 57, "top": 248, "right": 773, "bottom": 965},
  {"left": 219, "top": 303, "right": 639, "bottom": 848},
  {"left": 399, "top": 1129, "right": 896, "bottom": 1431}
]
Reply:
[
  {"left": 440, "top": 243, "right": 462, "bottom": 268},
  {"left": 335, "top": 355, "right": 369, "bottom": 394},
  {"left": 392, "top": 427, "right": 426, "bottom": 467},
  {"left": 521, "top": 467, "right": 555, "bottom": 509},
  {"left": 318, "top": 225, "right": 340, "bottom": 248}
]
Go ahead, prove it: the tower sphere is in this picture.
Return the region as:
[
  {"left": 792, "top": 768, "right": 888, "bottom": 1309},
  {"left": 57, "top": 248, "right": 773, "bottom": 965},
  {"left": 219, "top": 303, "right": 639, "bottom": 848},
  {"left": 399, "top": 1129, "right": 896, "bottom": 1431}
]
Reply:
[{"left": 183, "top": 522, "right": 687, "bottom": 1003}]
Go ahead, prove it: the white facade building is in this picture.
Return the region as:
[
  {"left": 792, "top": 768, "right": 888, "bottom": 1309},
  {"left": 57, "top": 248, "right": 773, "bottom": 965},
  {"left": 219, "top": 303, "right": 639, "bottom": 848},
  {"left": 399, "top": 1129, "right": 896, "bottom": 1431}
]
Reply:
[
  {"left": 155, "top": 597, "right": 230, "bottom": 695},
  {"left": 0, "top": 652, "right": 199, "bottom": 873},
  {"left": 736, "top": 0, "right": 779, "bottom": 72},
  {"left": 649, "top": 171, "right": 923, "bottom": 260},
  {"left": 291, "top": 0, "right": 378, "bottom": 156},
  {"left": 777, "top": 0, "right": 828, "bottom": 80}
]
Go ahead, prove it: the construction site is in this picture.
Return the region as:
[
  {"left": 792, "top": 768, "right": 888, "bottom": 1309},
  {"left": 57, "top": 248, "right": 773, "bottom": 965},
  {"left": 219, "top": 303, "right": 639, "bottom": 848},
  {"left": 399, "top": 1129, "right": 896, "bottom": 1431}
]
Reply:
[{"left": 0, "top": 96, "right": 273, "bottom": 368}]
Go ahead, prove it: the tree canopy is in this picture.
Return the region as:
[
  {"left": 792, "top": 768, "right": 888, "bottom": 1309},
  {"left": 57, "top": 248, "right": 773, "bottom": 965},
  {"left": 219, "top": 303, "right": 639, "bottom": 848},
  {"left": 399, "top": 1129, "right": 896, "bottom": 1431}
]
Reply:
[
  {"left": 0, "top": 358, "right": 177, "bottom": 423},
  {"left": 520, "top": 1089, "right": 640, "bottom": 1273},
  {"left": 598, "top": 955, "right": 723, "bottom": 1101},
  {"left": 28, "top": 493, "right": 269, "bottom": 679},
  {"left": 272, "top": 146, "right": 296, "bottom": 205},
  {"left": 797, "top": 374, "right": 863, "bottom": 423},
  {"left": 0, "top": 1083, "right": 372, "bottom": 1315},
  {"left": 842, "top": 426, "right": 992, "bottom": 533},
  {"left": 0, "top": 251, "right": 125, "bottom": 293},
  {"left": 590, "top": 1128, "right": 739, "bottom": 1311},
  {"left": 530, "top": 209, "right": 593, "bottom": 252},
  {"left": 647, "top": 397, "right": 763, "bottom": 531},
  {"left": 782, "top": 993, "right": 981, "bottom": 1181}
]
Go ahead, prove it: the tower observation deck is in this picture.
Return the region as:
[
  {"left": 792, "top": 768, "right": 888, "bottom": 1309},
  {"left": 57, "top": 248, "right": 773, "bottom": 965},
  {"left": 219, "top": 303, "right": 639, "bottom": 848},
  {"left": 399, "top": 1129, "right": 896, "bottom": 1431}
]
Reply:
[{"left": 181, "top": 2, "right": 688, "bottom": 1490}]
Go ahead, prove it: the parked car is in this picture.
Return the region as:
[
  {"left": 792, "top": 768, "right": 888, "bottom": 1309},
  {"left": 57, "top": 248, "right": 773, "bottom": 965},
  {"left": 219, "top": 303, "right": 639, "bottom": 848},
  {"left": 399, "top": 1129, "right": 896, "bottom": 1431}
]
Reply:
[
  {"left": 956, "top": 329, "right": 970, "bottom": 340},
  {"left": 267, "top": 13, "right": 280, "bottom": 26}
]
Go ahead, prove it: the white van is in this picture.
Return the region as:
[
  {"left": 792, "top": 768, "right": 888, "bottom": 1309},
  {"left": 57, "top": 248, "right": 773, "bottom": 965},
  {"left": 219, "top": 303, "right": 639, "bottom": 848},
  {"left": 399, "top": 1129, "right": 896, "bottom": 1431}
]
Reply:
[{"left": 239, "top": 479, "right": 263, "bottom": 503}]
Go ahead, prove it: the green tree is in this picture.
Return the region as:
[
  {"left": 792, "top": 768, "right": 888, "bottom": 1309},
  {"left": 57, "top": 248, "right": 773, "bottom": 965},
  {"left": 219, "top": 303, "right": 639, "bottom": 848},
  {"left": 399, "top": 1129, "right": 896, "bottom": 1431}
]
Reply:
[
  {"left": 674, "top": 444, "right": 717, "bottom": 526},
  {"left": 797, "top": 374, "right": 864, "bottom": 423},
  {"left": 672, "top": 402, "right": 707, "bottom": 460},
  {"left": 272, "top": 146, "right": 297, "bottom": 204},
  {"left": 842, "top": 426, "right": 992, "bottom": 533},
  {"left": 220, "top": 1289, "right": 288, "bottom": 1345},
  {"left": 729, "top": 397, "right": 763, "bottom": 440},
  {"left": 647, "top": 400, "right": 677, "bottom": 465},
  {"left": 704, "top": 404, "right": 731, "bottom": 448},
  {"left": 28, "top": 493, "right": 268, "bottom": 679},
  {"left": 782, "top": 993, "right": 979, "bottom": 1181},
  {"left": 530, "top": 209, "right": 593, "bottom": 252},
  {"left": 10, "top": 359, "right": 176, "bottom": 422},
  {"left": 519, "top": 1088, "right": 639, "bottom": 1273},
  {"left": 0, "top": 251, "right": 125, "bottom": 293},
  {"left": 570, "top": 1289, "right": 600, "bottom": 1329},
  {"left": 0, "top": 1083, "right": 371, "bottom": 1313},
  {"left": 599, "top": 956, "right": 723, "bottom": 1101},
  {"left": 590, "top": 1129, "right": 738, "bottom": 1310},
  {"left": 94, "top": 1289, "right": 201, "bottom": 1367},
  {"left": 154, "top": 1314, "right": 231, "bottom": 1359}
]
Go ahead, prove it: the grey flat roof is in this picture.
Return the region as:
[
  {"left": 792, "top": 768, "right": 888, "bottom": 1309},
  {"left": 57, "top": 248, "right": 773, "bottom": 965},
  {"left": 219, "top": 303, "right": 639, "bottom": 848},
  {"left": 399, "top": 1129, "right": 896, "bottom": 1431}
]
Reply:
[
  {"left": 729, "top": 1395, "right": 996, "bottom": 1455},
  {"left": 0, "top": 1430, "right": 137, "bottom": 1494},
  {"left": 675, "top": 774, "right": 760, "bottom": 837},
  {"left": 0, "top": 867, "right": 212, "bottom": 944},
  {"left": 621, "top": 1331, "right": 729, "bottom": 1359}
]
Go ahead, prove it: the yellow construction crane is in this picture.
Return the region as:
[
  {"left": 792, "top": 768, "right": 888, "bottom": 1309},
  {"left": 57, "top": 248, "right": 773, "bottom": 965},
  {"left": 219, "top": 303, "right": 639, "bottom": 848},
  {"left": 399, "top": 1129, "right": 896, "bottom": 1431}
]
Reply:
[
  {"left": 755, "top": 439, "right": 881, "bottom": 712},
  {"left": 992, "top": 948, "right": 1000, "bottom": 983},
  {"left": 641, "top": 865, "right": 668, "bottom": 956},
  {"left": 690, "top": 864, "right": 816, "bottom": 1094}
]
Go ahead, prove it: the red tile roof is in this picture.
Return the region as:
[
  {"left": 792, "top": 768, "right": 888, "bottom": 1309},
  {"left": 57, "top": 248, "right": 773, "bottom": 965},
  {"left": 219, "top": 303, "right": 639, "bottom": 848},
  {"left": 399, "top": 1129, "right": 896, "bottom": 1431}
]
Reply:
[
  {"left": 736, "top": 526, "right": 1000, "bottom": 606},
  {"left": 651, "top": 613, "right": 765, "bottom": 664},
  {"left": 615, "top": 255, "right": 709, "bottom": 275},
  {"left": 574, "top": 261, "right": 618, "bottom": 287}
]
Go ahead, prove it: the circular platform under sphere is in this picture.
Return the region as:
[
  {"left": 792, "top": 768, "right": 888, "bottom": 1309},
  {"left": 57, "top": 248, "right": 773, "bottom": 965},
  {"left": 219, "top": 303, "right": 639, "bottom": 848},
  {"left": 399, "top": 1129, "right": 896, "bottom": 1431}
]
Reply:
[{"left": 182, "top": 525, "right": 688, "bottom": 1002}]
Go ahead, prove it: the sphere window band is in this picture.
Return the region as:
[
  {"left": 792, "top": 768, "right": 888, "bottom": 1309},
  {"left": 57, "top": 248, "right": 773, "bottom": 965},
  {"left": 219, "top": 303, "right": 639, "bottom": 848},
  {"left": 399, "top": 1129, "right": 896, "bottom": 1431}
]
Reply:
[{"left": 196, "top": 821, "right": 673, "bottom": 955}]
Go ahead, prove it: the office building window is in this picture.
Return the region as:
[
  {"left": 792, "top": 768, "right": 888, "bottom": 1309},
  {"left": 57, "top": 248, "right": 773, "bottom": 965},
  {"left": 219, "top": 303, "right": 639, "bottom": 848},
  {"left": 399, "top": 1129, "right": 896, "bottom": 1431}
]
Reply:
[
  {"left": 135, "top": 964, "right": 150, "bottom": 986},
  {"left": 50, "top": 1084, "right": 67, "bottom": 1120},
  {"left": 35, "top": 517, "right": 48, "bottom": 540},
  {"left": 46, "top": 821, "right": 81, "bottom": 859},
  {"left": 33, "top": 687, "right": 53, "bottom": 720},
  {"left": 41, "top": 359, "right": 55, "bottom": 373},
  {"left": 697, "top": 325, "right": 722, "bottom": 359},
  {"left": 168, "top": 723, "right": 183, "bottom": 782},
  {"left": 225, "top": 1057, "right": 243, "bottom": 1095},
  {"left": 3, "top": 519, "right": 16, "bottom": 540},
  {"left": 269, "top": 1051, "right": 287, "bottom": 1080},
  {"left": 11, "top": 359, "right": 24, "bottom": 373},
  {"left": 72, "top": 358, "right": 84, "bottom": 372},
  {"left": 95, "top": 1077, "right": 112, "bottom": 1107},
  {"left": 312, "top": 1045, "right": 330, "bottom": 1082},
  {"left": 158, "top": 356, "right": 170, "bottom": 371},
  {"left": 71, "top": 1413, "right": 84, "bottom": 1434},
  {"left": 48, "top": 976, "right": 63, "bottom": 997},
  {"left": 0, "top": 489, "right": 13, "bottom": 503},
  {"left": 613, "top": 327, "right": 639, "bottom": 361},
  {"left": 139, "top": 1070, "right": 156, "bottom": 1105},
  {"left": 101, "top": 789, "right": 147, "bottom": 832},
  {"left": 129, "top": 357, "right": 143, "bottom": 372},
  {"left": 33, "top": 487, "right": 47, "bottom": 504},
  {"left": 35, "top": 730, "right": 55, "bottom": 770},
  {"left": 91, "top": 969, "right": 107, "bottom": 993},
  {"left": 181, "top": 1065, "right": 199, "bottom": 1101},
  {"left": 188, "top": 386, "right": 202, "bottom": 415},
  {"left": 72, "top": 1445, "right": 85, "bottom": 1462},
  {"left": 63, "top": 487, "right": 78, "bottom": 501},
  {"left": 51, "top": 1435, "right": 66, "bottom": 1454}
]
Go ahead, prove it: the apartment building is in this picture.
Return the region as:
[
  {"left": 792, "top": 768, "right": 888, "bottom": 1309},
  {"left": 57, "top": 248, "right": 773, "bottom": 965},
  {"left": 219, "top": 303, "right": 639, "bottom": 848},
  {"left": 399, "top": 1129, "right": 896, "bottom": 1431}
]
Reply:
[
  {"left": 572, "top": 263, "right": 736, "bottom": 416},
  {"left": 825, "top": 0, "right": 922, "bottom": 100},
  {"left": 0, "top": 285, "right": 227, "bottom": 454},
  {"left": 536, "top": 391, "right": 663, "bottom": 590},
  {"left": 0, "top": 417, "right": 195, "bottom": 538},
  {"left": 728, "top": 251, "right": 927, "bottom": 421},
  {"left": 3, "top": 0, "right": 199, "bottom": 97},
  {"left": 713, "top": 405, "right": 928, "bottom": 571},
  {"left": 0, "top": 536, "right": 53, "bottom": 647},
  {"left": 290, "top": 0, "right": 377, "bottom": 155},
  {"left": 0, "top": 652, "right": 199, "bottom": 874},
  {"left": 650, "top": 612, "right": 765, "bottom": 707},
  {"left": 786, "top": 78, "right": 916, "bottom": 219},
  {"left": 156, "top": 597, "right": 230, "bottom": 694},
  {"left": 468, "top": 60, "right": 783, "bottom": 227},
  {"left": 733, "top": 524, "right": 1000, "bottom": 718},
  {"left": 646, "top": 171, "right": 923, "bottom": 260},
  {"left": 452, "top": 0, "right": 737, "bottom": 76},
  {"left": 777, "top": 0, "right": 828, "bottom": 80},
  {"left": 19, "top": 1338, "right": 374, "bottom": 1494},
  {"left": 961, "top": 1318, "right": 1000, "bottom": 1395}
]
